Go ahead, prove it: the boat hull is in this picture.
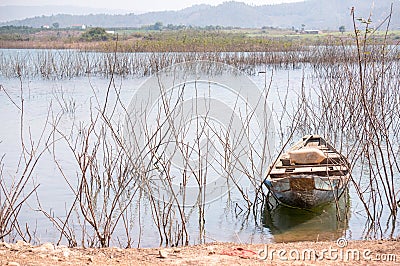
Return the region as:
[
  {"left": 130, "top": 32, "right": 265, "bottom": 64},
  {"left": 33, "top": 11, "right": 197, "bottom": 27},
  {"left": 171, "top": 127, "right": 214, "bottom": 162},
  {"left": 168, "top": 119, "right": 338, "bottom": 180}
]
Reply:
[{"left": 264, "top": 174, "right": 348, "bottom": 208}]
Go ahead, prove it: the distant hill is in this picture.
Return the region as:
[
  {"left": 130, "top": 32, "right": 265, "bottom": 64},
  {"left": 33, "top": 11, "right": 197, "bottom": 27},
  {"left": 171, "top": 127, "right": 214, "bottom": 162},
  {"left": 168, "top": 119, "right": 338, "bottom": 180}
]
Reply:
[
  {"left": 0, "top": 5, "right": 128, "bottom": 23},
  {"left": 1, "top": 0, "right": 399, "bottom": 30}
]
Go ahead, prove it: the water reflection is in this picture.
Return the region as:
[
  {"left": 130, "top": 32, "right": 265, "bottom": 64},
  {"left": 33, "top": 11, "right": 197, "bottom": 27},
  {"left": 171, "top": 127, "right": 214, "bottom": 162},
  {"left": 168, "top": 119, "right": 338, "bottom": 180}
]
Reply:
[{"left": 262, "top": 191, "right": 350, "bottom": 242}]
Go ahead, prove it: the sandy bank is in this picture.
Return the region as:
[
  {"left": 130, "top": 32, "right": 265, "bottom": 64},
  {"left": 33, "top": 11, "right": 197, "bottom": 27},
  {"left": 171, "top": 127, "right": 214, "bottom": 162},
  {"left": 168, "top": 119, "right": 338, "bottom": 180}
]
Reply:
[{"left": 1, "top": 239, "right": 399, "bottom": 265}]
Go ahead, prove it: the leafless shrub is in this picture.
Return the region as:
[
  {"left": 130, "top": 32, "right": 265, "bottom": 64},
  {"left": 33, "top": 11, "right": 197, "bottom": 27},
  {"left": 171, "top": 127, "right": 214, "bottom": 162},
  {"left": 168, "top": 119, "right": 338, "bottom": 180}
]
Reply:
[
  {"left": 282, "top": 6, "right": 399, "bottom": 238},
  {"left": 0, "top": 81, "right": 53, "bottom": 242}
]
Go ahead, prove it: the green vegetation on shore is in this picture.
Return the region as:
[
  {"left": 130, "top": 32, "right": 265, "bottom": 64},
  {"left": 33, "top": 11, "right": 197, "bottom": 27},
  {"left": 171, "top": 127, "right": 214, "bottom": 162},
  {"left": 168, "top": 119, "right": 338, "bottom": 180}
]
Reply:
[{"left": 2, "top": 25, "right": 399, "bottom": 52}]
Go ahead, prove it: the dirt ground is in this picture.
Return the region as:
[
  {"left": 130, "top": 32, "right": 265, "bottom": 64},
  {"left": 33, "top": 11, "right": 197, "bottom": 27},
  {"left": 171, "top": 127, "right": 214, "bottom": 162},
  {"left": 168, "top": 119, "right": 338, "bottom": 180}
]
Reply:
[{"left": 0, "top": 239, "right": 399, "bottom": 265}]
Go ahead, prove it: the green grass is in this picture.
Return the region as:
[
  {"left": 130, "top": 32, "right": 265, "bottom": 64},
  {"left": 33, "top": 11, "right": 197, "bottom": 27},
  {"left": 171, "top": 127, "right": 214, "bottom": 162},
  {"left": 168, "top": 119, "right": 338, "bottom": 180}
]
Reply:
[{"left": 1, "top": 26, "right": 399, "bottom": 52}]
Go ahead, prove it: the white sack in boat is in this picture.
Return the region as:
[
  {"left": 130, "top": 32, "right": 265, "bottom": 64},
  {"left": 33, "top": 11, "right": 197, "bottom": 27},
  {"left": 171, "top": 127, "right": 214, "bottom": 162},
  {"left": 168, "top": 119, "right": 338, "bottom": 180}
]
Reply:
[{"left": 288, "top": 148, "right": 326, "bottom": 164}]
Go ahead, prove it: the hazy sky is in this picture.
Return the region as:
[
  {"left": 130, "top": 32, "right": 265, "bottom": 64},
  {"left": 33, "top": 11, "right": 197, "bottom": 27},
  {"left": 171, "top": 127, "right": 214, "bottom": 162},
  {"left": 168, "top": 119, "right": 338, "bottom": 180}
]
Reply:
[{"left": 1, "top": 0, "right": 303, "bottom": 12}]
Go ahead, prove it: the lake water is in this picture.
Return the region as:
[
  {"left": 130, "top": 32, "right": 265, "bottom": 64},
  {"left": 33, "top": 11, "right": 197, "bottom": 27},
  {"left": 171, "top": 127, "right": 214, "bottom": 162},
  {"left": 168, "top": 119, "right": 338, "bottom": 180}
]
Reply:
[{"left": 0, "top": 49, "right": 398, "bottom": 247}]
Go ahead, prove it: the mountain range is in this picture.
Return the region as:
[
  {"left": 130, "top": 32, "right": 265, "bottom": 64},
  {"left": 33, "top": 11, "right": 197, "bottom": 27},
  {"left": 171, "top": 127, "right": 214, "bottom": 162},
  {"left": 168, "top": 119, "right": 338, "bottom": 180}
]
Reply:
[{"left": 1, "top": 0, "right": 399, "bottom": 30}]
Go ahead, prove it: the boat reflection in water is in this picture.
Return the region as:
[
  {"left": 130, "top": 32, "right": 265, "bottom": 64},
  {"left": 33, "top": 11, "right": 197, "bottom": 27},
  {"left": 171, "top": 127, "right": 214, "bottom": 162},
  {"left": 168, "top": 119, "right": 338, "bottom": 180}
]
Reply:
[{"left": 262, "top": 191, "right": 350, "bottom": 242}]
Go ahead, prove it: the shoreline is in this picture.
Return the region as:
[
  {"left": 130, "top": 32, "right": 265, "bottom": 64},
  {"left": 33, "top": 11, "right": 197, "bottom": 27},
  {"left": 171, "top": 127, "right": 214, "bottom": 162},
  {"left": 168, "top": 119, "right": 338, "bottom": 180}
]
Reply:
[{"left": 1, "top": 239, "right": 399, "bottom": 265}]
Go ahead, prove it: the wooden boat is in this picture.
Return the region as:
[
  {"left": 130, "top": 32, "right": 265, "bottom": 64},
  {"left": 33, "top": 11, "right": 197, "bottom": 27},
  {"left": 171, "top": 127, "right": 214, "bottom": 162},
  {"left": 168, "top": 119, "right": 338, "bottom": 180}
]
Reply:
[{"left": 264, "top": 135, "right": 350, "bottom": 209}]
